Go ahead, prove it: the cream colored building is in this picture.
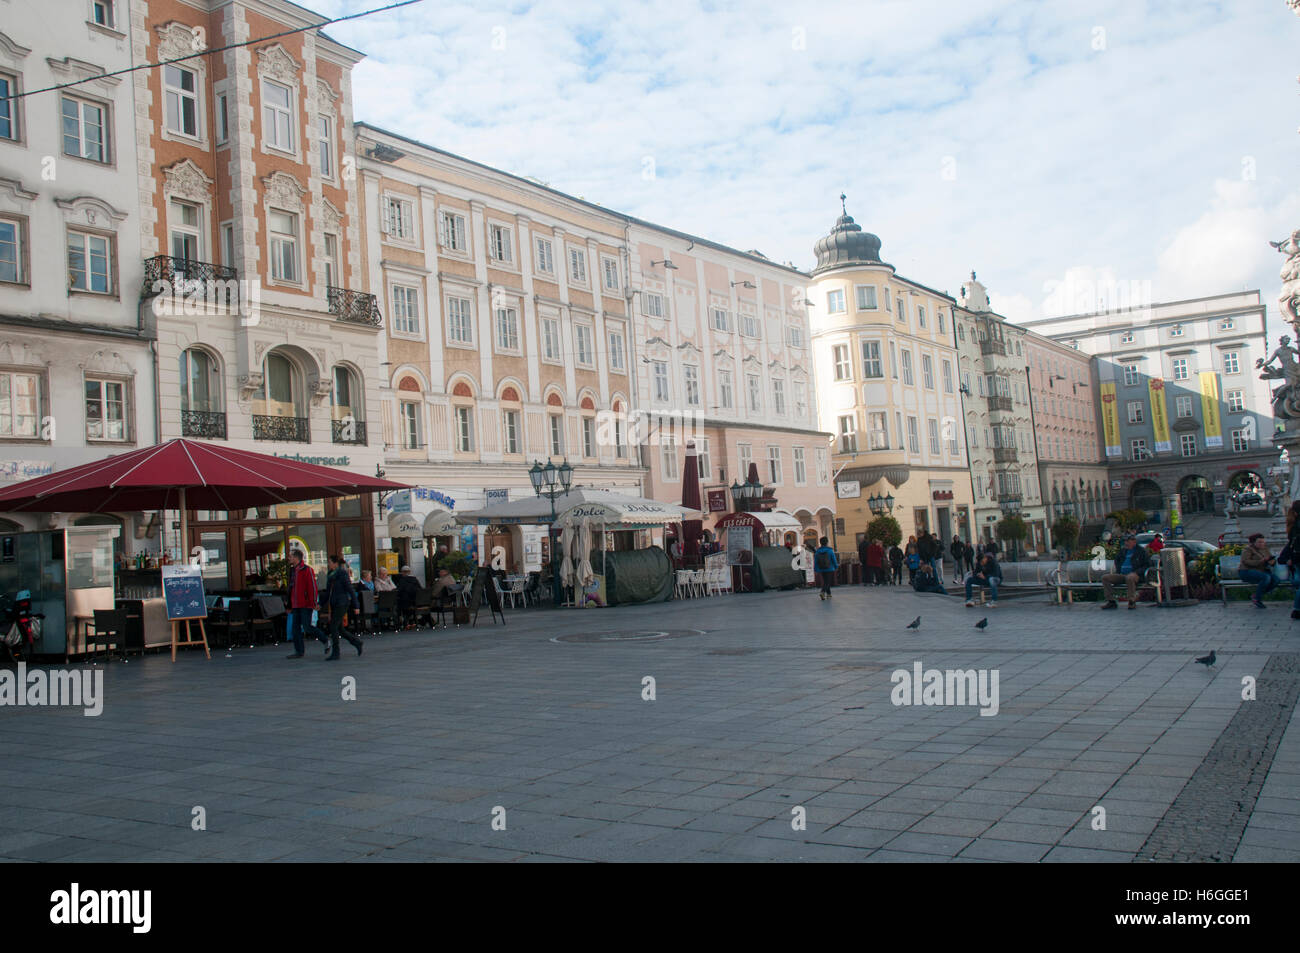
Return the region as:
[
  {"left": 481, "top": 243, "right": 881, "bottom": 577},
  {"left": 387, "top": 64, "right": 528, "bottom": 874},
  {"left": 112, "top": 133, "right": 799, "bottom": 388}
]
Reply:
[{"left": 808, "top": 206, "right": 972, "bottom": 550}]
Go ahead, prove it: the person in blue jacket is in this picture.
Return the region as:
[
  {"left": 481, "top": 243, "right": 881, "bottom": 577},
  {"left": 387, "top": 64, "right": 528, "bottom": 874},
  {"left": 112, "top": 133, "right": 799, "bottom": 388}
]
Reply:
[{"left": 814, "top": 536, "right": 839, "bottom": 600}]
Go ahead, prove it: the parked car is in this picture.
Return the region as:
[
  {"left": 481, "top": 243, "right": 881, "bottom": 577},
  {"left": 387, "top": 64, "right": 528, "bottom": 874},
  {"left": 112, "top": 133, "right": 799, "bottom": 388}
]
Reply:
[
  {"left": 1136, "top": 535, "right": 1216, "bottom": 558},
  {"left": 1235, "top": 491, "right": 1264, "bottom": 507}
]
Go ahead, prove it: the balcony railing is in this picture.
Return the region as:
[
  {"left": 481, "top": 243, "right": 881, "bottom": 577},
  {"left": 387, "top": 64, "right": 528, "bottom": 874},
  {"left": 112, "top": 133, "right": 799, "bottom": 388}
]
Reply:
[
  {"left": 253, "top": 415, "right": 310, "bottom": 442},
  {"left": 987, "top": 395, "right": 1013, "bottom": 412},
  {"left": 332, "top": 419, "right": 367, "bottom": 445},
  {"left": 141, "top": 256, "right": 239, "bottom": 308},
  {"left": 980, "top": 339, "right": 1007, "bottom": 356},
  {"left": 180, "top": 410, "right": 227, "bottom": 439},
  {"left": 327, "top": 286, "right": 383, "bottom": 328},
  {"left": 993, "top": 447, "right": 1018, "bottom": 463}
]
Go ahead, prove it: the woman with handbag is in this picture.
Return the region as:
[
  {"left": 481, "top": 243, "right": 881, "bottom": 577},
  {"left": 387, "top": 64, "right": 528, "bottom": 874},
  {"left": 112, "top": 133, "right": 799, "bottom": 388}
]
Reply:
[{"left": 323, "top": 554, "right": 363, "bottom": 660}]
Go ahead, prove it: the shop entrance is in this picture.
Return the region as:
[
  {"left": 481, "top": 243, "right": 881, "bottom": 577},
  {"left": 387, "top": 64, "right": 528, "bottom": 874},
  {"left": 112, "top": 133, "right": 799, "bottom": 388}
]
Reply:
[
  {"left": 485, "top": 531, "right": 514, "bottom": 572},
  {"left": 935, "top": 507, "right": 951, "bottom": 544},
  {"left": 1178, "top": 475, "right": 1213, "bottom": 515}
]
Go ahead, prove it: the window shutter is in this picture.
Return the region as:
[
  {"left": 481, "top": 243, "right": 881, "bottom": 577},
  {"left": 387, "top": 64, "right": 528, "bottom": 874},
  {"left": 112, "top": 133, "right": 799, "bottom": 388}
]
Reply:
[{"left": 381, "top": 200, "right": 392, "bottom": 236}]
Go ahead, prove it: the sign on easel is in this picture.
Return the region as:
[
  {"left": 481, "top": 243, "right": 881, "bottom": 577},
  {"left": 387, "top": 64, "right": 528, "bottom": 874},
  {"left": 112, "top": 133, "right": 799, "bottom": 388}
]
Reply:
[{"left": 161, "top": 564, "right": 210, "bottom": 662}]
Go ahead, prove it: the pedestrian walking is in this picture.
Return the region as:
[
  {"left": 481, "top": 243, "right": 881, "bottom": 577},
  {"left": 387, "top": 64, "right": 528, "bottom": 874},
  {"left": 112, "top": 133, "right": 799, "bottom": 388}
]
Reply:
[
  {"left": 814, "top": 537, "right": 839, "bottom": 600},
  {"left": 286, "top": 549, "right": 328, "bottom": 659},
  {"left": 857, "top": 536, "right": 871, "bottom": 587},
  {"left": 323, "top": 554, "right": 363, "bottom": 660},
  {"left": 888, "top": 544, "right": 903, "bottom": 585},
  {"left": 866, "top": 539, "right": 884, "bottom": 585}
]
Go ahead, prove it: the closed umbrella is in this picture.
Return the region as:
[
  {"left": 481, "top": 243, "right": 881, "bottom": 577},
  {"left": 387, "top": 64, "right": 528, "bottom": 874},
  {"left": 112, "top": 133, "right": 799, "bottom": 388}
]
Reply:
[
  {"left": 680, "top": 441, "right": 703, "bottom": 562},
  {"left": 577, "top": 518, "right": 594, "bottom": 587},
  {"left": 559, "top": 524, "right": 575, "bottom": 592}
]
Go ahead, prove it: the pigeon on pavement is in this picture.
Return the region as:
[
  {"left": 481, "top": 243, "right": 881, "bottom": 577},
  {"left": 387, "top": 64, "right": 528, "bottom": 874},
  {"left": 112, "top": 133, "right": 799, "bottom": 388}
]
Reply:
[
  {"left": 1195, "top": 650, "right": 1216, "bottom": 667},
  {"left": 974, "top": 618, "right": 989, "bottom": 630},
  {"left": 906, "top": 616, "right": 921, "bottom": 630}
]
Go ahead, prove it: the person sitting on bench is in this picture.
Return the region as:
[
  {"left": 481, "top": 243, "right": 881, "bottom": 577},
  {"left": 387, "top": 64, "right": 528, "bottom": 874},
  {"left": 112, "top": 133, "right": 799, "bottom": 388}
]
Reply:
[
  {"left": 1100, "top": 535, "right": 1149, "bottom": 610},
  {"left": 965, "top": 552, "right": 1001, "bottom": 607}
]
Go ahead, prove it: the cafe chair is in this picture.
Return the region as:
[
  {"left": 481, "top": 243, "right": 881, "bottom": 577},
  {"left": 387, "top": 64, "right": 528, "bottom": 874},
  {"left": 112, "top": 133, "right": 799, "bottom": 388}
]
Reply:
[
  {"left": 358, "top": 590, "right": 378, "bottom": 633},
  {"left": 412, "top": 588, "right": 433, "bottom": 629},
  {"left": 250, "top": 595, "right": 284, "bottom": 646},
  {"left": 87, "top": 608, "right": 127, "bottom": 664},
  {"left": 207, "top": 600, "right": 249, "bottom": 651},
  {"left": 522, "top": 572, "right": 541, "bottom": 607},
  {"left": 375, "top": 590, "right": 399, "bottom": 632}
]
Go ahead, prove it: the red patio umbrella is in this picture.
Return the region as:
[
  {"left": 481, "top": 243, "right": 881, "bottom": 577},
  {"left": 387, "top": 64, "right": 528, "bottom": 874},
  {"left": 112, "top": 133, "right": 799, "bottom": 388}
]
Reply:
[
  {"left": 679, "top": 440, "right": 703, "bottom": 562},
  {"left": 0, "top": 438, "right": 409, "bottom": 556}
]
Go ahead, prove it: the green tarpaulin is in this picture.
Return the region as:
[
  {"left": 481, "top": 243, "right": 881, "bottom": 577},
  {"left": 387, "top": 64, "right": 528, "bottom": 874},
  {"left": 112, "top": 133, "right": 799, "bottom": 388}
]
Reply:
[
  {"left": 592, "top": 547, "right": 673, "bottom": 606},
  {"left": 751, "top": 547, "right": 804, "bottom": 592}
]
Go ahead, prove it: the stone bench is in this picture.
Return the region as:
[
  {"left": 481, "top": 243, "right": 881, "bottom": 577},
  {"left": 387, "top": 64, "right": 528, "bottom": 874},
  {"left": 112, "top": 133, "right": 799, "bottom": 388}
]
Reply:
[
  {"left": 1216, "top": 555, "right": 1294, "bottom": 606},
  {"left": 1050, "top": 559, "right": 1162, "bottom": 605}
]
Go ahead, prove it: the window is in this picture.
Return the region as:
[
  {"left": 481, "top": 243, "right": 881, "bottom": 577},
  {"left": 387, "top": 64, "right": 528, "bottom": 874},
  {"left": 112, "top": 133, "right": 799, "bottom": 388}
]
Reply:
[
  {"left": 169, "top": 199, "right": 201, "bottom": 260},
  {"left": 738, "top": 442, "right": 752, "bottom": 478},
  {"left": 661, "top": 438, "right": 678, "bottom": 480},
  {"left": 261, "top": 80, "right": 293, "bottom": 152},
  {"left": 794, "top": 382, "right": 807, "bottom": 418},
  {"left": 652, "top": 361, "right": 669, "bottom": 401},
  {"left": 1226, "top": 389, "right": 1244, "bottom": 413},
  {"left": 861, "top": 340, "right": 882, "bottom": 378},
  {"left": 439, "top": 211, "right": 466, "bottom": 251},
  {"left": 535, "top": 237, "right": 554, "bottom": 274},
  {"left": 67, "top": 230, "right": 112, "bottom": 294},
  {"left": 602, "top": 256, "right": 619, "bottom": 291},
  {"left": 767, "top": 446, "right": 783, "bottom": 485},
  {"left": 447, "top": 296, "right": 473, "bottom": 344},
  {"left": 84, "top": 377, "right": 127, "bottom": 441},
  {"left": 542, "top": 317, "right": 560, "bottom": 361},
  {"left": 1130, "top": 438, "right": 1149, "bottom": 460},
  {"left": 383, "top": 196, "right": 415, "bottom": 241},
  {"left": 317, "top": 115, "right": 333, "bottom": 179},
  {"left": 0, "top": 216, "right": 26, "bottom": 284},
  {"left": 868, "top": 412, "right": 888, "bottom": 450},
  {"left": 928, "top": 418, "right": 940, "bottom": 455},
  {"left": 503, "top": 410, "right": 520, "bottom": 454},
  {"left": 268, "top": 210, "right": 299, "bottom": 282},
  {"left": 582, "top": 417, "right": 595, "bottom": 457},
  {"left": 643, "top": 292, "right": 665, "bottom": 318},
  {"left": 827, "top": 289, "right": 845, "bottom": 313},
  {"left": 1176, "top": 394, "right": 1194, "bottom": 418},
  {"left": 0, "top": 71, "right": 18, "bottom": 141},
  {"left": 323, "top": 233, "right": 339, "bottom": 289},
  {"left": 968, "top": 426, "right": 978, "bottom": 449},
  {"left": 889, "top": 342, "right": 898, "bottom": 379},
  {"left": 568, "top": 247, "right": 587, "bottom": 283},
  {"left": 787, "top": 326, "right": 806, "bottom": 348},
  {"left": 697, "top": 438, "right": 712, "bottom": 480},
  {"left": 608, "top": 328, "right": 626, "bottom": 371},
  {"left": 816, "top": 448, "right": 829, "bottom": 485},
  {"left": 772, "top": 378, "right": 785, "bottom": 414},
  {"left": 711, "top": 307, "right": 731, "bottom": 331},
  {"left": 489, "top": 224, "right": 512, "bottom": 263},
  {"left": 833, "top": 344, "right": 850, "bottom": 381},
  {"left": 1123, "top": 363, "right": 1140, "bottom": 386},
  {"left": 1120, "top": 330, "right": 1134, "bottom": 344},
  {"left": 942, "top": 360, "right": 953, "bottom": 393},
  {"left": 741, "top": 312, "right": 759, "bottom": 337},
  {"left": 92, "top": 0, "right": 115, "bottom": 26},
  {"left": 215, "top": 93, "right": 228, "bottom": 145},
  {"left": 792, "top": 446, "right": 806, "bottom": 485},
  {"left": 1171, "top": 358, "right": 1189, "bottom": 381},
  {"left": 1232, "top": 428, "right": 1249, "bottom": 453},
  {"left": 1126, "top": 401, "right": 1144, "bottom": 424},
  {"left": 939, "top": 312, "right": 946, "bottom": 335},
  {"left": 895, "top": 296, "right": 905, "bottom": 320},
  {"left": 948, "top": 425, "right": 959, "bottom": 455},
  {"left": 684, "top": 365, "right": 700, "bottom": 406},
  {"left": 958, "top": 325, "right": 965, "bottom": 342},
  {"left": 747, "top": 374, "right": 761, "bottom": 413},
  {"left": 549, "top": 415, "right": 564, "bottom": 456},
  {"left": 391, "top": 284, "right": 420, "bottom": 335},
  {"left": 1180, "top": 434, "right": 1197, "bottom": 457},
  {"left": 856, "top": 285, "right": 877, "bottom": 310},
  {"left": 907, "top": 416, "right": 919, "bottom": 453},
  {"left": 900, "top": 349, "right": 913, "bottom": 385},
  {"left": 400, "top": 402, "right": 421, "bottom": 449},
  {"left": 718, "top": 370, "right": 733, "bottom": 409},
  {"left": 922, "top": 354, "right": 934, "bottom": 389},
  {"left": 917, "top": 306, "right": 926, "bottom": 328},
  {"left": 838, "top": 415, "right": 856, "bottom": 453},
  {"left": 574, "top": 324, "right": 593, "bottom": 366},
  {"left": 221, "top": 223, "right": 234, "bottom": 268},
  {"left": 1219, "top": 317, "right": 1235, "bottom": 330},
  {"left": 1169, "top": 324, "right": 1184, "bottom": 337},
  {"left": 179, "top": 348, "right": 218, "bottom": 416},
  {"left": 495, "top": 307, "right": 519, "bottom": 351},
  {"left": 164, "top": 65, "right": 200, "bottom": 138},
  {"left": 61, "top": 95, "right": 107, "bottom": 162},
  {"left": 0, "top": 371, "right": 40, "bottom": 437},
  {"left": 615, "top": 415, "right": 626, "bottom": 458},
  {"left": 1223, "top": 351, "right": 1239, "bottom": 374}
]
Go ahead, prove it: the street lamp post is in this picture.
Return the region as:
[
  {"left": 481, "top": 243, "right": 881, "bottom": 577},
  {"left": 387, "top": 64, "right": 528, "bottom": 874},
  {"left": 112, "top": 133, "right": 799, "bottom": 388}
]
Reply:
[
  {"left": 1000, "top": 496, "right": 1022, "bottom": 562},
  {"left": 530, "top": 458, "right": 573, "bottom": 606}
]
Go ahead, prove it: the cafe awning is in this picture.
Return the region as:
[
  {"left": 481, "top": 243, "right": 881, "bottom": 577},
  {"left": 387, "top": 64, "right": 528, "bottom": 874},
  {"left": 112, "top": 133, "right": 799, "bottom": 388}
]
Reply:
[
  {"left": 388, "top": 510, "right": 420, "bottom": 539},
  {"left": 555, "top": 498, "right": 694, "bottom": 528},
  {"left": 456, "top": 487, "right": 676, "bottom": 525},
  {"left": 422, "top": 509, "right": 457, "bottom": 536},
  {"left": 749, "top": 509, "right": 803, "bottom": 532}
]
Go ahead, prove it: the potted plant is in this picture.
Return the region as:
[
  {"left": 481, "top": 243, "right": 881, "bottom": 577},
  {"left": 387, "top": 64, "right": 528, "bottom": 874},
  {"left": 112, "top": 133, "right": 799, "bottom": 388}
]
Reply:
[
  {"left": 440, "top": 550, "right": 474, "bottom": 582},
  {"left": 1051, "top": 515, "right": 1079, "bottom": 555}
]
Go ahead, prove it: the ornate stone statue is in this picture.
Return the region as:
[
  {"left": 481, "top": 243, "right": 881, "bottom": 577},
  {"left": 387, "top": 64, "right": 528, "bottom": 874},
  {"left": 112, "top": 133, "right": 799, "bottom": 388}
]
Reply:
[
  {"left": 1257, "top": 334, "right": 1300, "bottom": 419},
  {"left": 1271, "top": 228, "right": 1300, "bottom": 329}
]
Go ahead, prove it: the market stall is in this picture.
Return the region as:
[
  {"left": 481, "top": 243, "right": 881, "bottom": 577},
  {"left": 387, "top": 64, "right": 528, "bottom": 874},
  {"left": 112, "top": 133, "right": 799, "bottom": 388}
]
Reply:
[
  {"left": 716, "top": 510, "right": 808, "bottom": 592},
  {"left": 554, "top": 497, "right": 695, "bottom": 606}
]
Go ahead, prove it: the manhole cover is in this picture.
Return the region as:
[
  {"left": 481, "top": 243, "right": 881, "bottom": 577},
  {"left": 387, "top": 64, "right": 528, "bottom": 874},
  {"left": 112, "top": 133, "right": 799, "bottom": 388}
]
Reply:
[{"left": 552, "top": 629, "right": 704, "bottom": 644}]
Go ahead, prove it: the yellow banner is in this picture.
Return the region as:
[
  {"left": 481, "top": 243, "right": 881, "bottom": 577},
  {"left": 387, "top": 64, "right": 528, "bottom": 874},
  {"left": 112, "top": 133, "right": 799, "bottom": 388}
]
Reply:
[
  {"left": 1200, "top": 372, "right": 1222, "bottom": 448},
  {"left": 1100, "top": 381, "right": 1121, "bottom": 457},
  {"left": 1148, "top": 378, "right": 1171, "bottom": 453}
]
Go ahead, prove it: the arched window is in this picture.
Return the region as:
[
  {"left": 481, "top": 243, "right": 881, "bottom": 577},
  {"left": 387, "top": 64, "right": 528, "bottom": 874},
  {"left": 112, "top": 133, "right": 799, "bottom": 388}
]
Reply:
[
  {"left": 331, "top": 365, "right": 364, "bottom": 444},
  {"left": 253, "top": 351, "right": 307, "bottom": 441},
  {"left": 580, "top": 395, "right": 597, "bottom": 459},
  {"left": 500, "top": 385, "right": 522, "bottom": 456},
  {"left": 451, "top": 380, "right": 475, "bottom": 454},
  {"left": 179, "top": 347, "right": 225, "bottom": 438}
]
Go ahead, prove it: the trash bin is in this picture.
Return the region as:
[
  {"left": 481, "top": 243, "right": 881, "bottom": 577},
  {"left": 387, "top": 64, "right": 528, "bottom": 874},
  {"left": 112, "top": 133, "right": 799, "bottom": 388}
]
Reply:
[{"left": 1161, "top": 547, "right": 1187, "bottom": 598}]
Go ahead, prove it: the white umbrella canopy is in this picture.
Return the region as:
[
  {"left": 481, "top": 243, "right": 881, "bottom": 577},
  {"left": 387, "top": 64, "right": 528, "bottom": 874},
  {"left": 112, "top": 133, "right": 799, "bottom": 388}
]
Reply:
[
  {"left": 577, "top": 518, "right": 594, "bottom": 587},
  {"left": 559, "top": 524, "right": 575, "bottom": 588}
]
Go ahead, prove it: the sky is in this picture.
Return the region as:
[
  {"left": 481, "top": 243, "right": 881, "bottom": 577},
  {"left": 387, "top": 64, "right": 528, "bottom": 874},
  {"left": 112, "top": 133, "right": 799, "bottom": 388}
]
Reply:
[{"left": 317, "top": 0, "right": 1300, "bottom": 333}]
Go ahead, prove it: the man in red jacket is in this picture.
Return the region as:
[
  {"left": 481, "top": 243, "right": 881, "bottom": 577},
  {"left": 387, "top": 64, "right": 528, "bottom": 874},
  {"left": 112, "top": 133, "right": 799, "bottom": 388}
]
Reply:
[{"left": 286, "top": 548, "right": 328, "bottom": 659}]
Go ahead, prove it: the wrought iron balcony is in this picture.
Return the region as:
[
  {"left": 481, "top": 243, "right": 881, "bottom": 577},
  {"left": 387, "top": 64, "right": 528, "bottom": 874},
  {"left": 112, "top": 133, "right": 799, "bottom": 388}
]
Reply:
[
  {"left": 253, "top": 414, "right": 310, "bottom": 442},
  {"left": 327, "top": 286, "right": 383, "bottom": 327},
  {"left": 141, "top": 255, "right": 239, "bottom": 308},
  {"left": 986, "top": 395, "right": 1013, "bottom": 412},
  {"left": 992, "top": 446, "right": 1018, "bottom": 463},
  {"left": 180, "top": 410, "right": 227, "bottom": 439},
  {"left": 980, "top": 339, "right": 1007, "bottom": 356},
  {"left": 332, "top": 419, "right": 367, "bottom": 445}
]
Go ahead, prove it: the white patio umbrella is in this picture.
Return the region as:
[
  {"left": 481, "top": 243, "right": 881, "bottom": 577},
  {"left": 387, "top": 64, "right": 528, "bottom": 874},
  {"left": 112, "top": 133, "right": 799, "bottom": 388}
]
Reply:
[
  {"left": 576, "top": 517, "right": 595, "bottom": 588},
  {"left": 559, "top": 524, "right": 575, "bottom": 593}
]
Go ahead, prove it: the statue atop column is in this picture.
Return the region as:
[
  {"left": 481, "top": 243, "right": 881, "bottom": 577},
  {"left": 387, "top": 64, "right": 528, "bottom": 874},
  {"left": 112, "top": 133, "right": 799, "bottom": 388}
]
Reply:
[
  {"left": 1257, "top": 334, "right": 1300, "bottom": 419},
  {"left": 1270, "top": 228, "right": 1300, "bottom": 331}
]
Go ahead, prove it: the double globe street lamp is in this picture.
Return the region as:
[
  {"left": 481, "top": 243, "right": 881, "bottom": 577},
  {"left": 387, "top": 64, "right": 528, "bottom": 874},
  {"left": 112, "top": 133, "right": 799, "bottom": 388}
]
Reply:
[
  {"left": 867, "top": 492, "right": 896, "bottom": 516},
  {"left": 530, "top": 459, "right": 573, "bottom": 606},
  {"left": 729, "top": 475, "right": 764, "bottom": 512}
]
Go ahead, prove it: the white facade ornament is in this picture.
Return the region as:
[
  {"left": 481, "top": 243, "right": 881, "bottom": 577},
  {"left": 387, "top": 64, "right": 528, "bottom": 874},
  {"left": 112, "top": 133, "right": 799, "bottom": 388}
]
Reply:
[
  {"left": 154, "top": 22, "right": 197, "bottom": 63},
  {"left": 162, "top": 159, "right": 213, "bottom": 204},
  {"left": 54, "top": 195, "right": 128, "bottom": 225},
  {"left": 0, "top": 176, "right": 37, "bottom": 204},
  {"left": 322, "top": 198, "right": 342, "bottom": 233},
  {"left": 261, "top": 171, "right": 306, "bottom": 211},
  {"left": 237, "top": 373, "right": 264, "bottom": 402},
  {"left": 256, "top": 43, "right": 301, "bottom": 84},
  {"left": 316, "top": 79, "right": 339, "bottom": 104},
  {"left": 308, "top": 374, "right": 334, "bottom": 406},
  {"left": 0, "top": 30, "right": 33, "bottom": 60}
]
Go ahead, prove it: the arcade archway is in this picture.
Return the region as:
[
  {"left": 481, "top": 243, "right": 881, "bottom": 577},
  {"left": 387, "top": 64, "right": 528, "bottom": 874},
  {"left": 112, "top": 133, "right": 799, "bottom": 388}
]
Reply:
[
  {"left": 1129, "top": 479, "right": 1163, "bottom": 513},
  {"left": 1178, "top": 475, "right": 1213, "bottom": 515},
  {"left": 1228, "top": 471, "right": 1262, "bottom": 494}
]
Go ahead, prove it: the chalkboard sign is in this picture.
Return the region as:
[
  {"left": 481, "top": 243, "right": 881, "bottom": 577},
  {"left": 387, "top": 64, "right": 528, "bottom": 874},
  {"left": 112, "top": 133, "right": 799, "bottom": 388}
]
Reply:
[
  {"left": 469, "top": 566, "right": 505, "bottom": 625},
  {"left": 162, "top": 564, "right": 208, "bottom": 621}
]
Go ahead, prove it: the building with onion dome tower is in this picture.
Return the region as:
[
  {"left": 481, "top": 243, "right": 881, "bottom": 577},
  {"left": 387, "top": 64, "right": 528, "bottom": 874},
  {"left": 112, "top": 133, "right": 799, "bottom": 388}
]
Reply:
[{"left": 808, "top": 197, "right": 973, "bottom": 553}]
